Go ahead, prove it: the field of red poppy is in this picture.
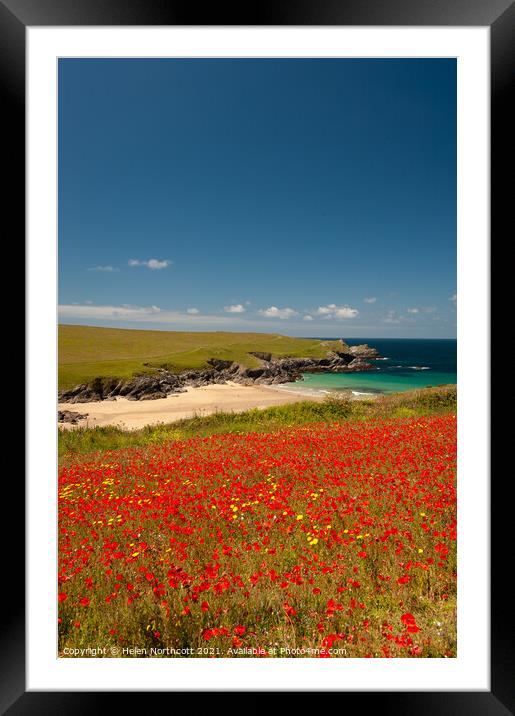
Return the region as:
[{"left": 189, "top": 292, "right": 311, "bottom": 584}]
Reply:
[{"left": 58, "top": 414, "right": 456, "bottom": 658}]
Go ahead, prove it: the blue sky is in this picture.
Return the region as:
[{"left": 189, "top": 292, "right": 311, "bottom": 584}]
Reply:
[{"left": 58, "top": 58, "right": 456, "bottom": 338}]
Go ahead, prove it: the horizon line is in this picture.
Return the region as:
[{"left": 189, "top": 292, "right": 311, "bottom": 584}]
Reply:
[{"left": 58, "top": 323, "right": 456, "bottom": 341}]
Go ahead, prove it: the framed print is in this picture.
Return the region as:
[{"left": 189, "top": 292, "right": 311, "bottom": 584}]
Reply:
[{"left": 3, "top": 0, "right": 512, "bottom": 710}]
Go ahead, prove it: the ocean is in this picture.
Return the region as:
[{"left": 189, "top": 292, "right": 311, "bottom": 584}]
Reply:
[{"left": 279, "top": 338, "right": 457, "bottom": 397}]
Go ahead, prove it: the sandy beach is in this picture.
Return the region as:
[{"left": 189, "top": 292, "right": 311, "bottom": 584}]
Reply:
[{"left": 58, "top": 382, "right": 324, "bottom": 431}]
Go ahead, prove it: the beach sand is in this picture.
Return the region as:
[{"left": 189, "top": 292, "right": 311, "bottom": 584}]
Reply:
[{"left": 58, "top": 382, "right": 324, "bottom": 431}]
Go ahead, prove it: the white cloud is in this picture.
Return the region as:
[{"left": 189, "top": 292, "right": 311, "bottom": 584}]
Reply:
[
  {"left": 58, "top": 304, "right": 237, "bottom": 326},
  {"left": 224, "top": 304, "right": 245, "bottom": 314},
  {"left": 59, "top": 304, "right": 162, "bottom": 319},
  {"left": 450, "top": 294, "right": 457, "bottom": 305},
  {"left": 186, "top": 307, "right": 199, "bottom": 314},
  {"left": 334, "top": 306, "right": 359, "bottom": 319},
  {"left": 363, "top": 297, "right": 377, "bottom": 304},
  {"left": 383, "top": 310, "right": 400, "bottom": 324},
  {"left": 258, "top": 306, "right": 298, "bottom": 320},
  {"left": 315, "top": 304, "right": 359, "bottom": 319},
  {"left": 59, "top": 302, "right": 408, "bottom": 333},
  {"left": 88, "top": 265, "right": 119, "bottom": 272},
  {"left": 129, "top": 258, "right": 171, "bottom": 270},
  {"left": 406, "top": 306, "right": 438, "bottom": 316}
]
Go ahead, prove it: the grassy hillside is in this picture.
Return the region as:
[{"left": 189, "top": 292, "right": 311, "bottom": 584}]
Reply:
[
  {"left": 58, "top": 325, "right": 344, "bottom": 390},
  {"left": 59, "top": 385, "right": 456, "bottom": 458}
]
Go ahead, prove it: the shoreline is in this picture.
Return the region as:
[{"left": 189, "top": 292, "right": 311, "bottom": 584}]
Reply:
[
  {"left": 58, "top": 382, "right": 326, "bottom": 432},
  {"left": 58, "top": 382, "right": 379, "bottom": 432},
  {"left": 270, "top": 383, "right": 380, "bottom": 400}
]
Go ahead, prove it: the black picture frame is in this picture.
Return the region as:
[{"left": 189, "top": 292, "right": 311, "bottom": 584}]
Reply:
[{"left": 4, "top": 0, "right": 512, "bottom": 711}]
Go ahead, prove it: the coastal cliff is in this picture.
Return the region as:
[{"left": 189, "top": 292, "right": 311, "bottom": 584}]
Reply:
[{"left": 58, "top": 340, "right": 380, "bottom": 404}]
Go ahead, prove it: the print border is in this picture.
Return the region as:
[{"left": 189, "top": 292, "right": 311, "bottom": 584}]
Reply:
[{"left": 3, "top": 0, "right": 512, "bottom": 711}]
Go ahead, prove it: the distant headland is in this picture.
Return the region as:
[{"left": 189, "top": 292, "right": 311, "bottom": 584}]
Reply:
[{"left": 58, "top": 325, "right": 380, "bottom": 404}]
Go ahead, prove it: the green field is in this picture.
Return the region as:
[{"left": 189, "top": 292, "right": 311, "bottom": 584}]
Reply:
[{"left": 58, "top": 325, "right": 344, "bottom": 390}]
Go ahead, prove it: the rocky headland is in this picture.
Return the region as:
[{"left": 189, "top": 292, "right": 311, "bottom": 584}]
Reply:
[{"left": 58, "top": 340, "right": 380, "bottom": 406}]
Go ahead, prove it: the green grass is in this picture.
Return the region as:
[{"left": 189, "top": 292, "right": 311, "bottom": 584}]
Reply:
[
  {"left": 59, "top": 384, "right": 456, "bottom": 459},
  {"left": 59, "top": 325, "right": 345, "bottom": 390}
]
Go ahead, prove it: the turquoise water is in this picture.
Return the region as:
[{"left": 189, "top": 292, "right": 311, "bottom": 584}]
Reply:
[{"left": 280, "top": 338, "right": 456, "bottom": 396}]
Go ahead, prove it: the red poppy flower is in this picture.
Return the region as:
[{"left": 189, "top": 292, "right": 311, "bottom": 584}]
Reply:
[
  {"left": 322, "top": 635, "right": 338, "bottom": 647},
  {"left": 401, "top": 613, "right": 416, "bottom": 625},
  {"left": 283, "top": 602, "right": 297, "bottom": 617}
]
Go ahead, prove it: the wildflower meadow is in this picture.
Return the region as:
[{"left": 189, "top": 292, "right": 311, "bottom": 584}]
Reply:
[{"left": 58, "top": 414, "right": 456, "bottom": 658}]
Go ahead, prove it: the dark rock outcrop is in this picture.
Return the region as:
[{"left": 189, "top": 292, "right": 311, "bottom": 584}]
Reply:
[
  {"left": 58, "top": 384, "right": 103, "bottom": 403},
  {"left": 348, "top": 344, "right": 380, "bottom": 359},
  {"left": 58, "top": 410, "right": 88, "bottom": 424},
  {"left": 207, "top": 358, "right": 234, "bottom": 370},
  {"left": 58, "top": 341, "right": 380, "bottom": 403},
  {"left": 249, "top": 351, "right": 272, "bottom": 362}
]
